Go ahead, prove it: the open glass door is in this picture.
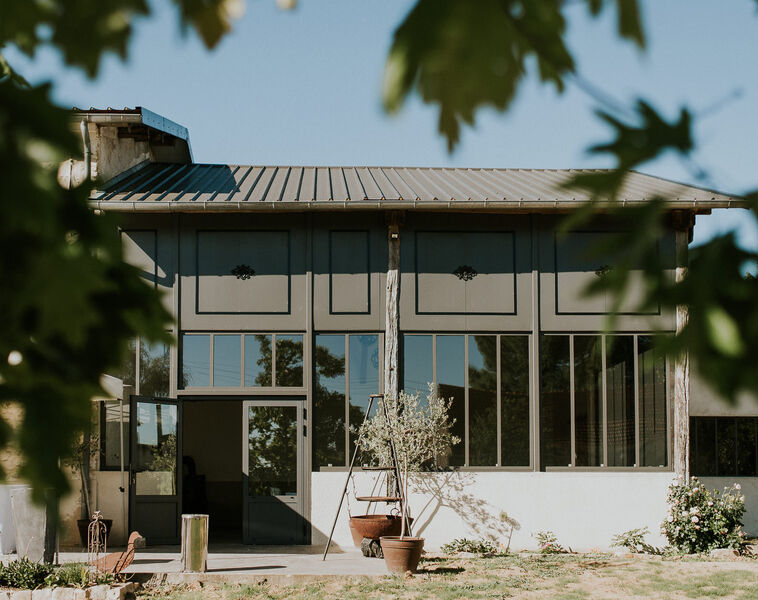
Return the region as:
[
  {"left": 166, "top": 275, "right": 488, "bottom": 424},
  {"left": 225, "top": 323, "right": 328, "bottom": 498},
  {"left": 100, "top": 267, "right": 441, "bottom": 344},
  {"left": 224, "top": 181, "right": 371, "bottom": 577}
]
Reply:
[
  {"left": 129, "top": 396, "right": 181, "bottom": 545},
  {"left": 242, "top": 400, "right": 306, "bottom": 544}
]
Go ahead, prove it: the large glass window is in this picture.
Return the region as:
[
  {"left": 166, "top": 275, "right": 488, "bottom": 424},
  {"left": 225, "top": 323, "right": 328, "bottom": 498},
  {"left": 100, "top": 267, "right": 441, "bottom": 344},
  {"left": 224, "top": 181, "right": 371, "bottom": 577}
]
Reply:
[
  {"left": 574, "top": 336, "right": 603, "bottom": 467},
  {"left": 402, "top": 333, "right": 531, "bottom": 468},
  {"left": 181, "top": 332, "right": 303, "bottom": 389},
  {"left": 691, "top": 417, "right": 758, "bottom": 477},
  {"left": 500, "top": 336, "right": 530, "bottom": 466},
  {"left": 313, "top": 334, "right": 382, "bottom": 469},
  {"left": 100, "top": 401, "right": 130, "bottom": 470},
  {"left": 540, "top": 335, "right": 571, "bottom": 467},
  {"left": 468, "top": 336, "right": 497, "bottom": 466},
  {"left": 540, "top": 334, "right": 668, "bottom": 470}
]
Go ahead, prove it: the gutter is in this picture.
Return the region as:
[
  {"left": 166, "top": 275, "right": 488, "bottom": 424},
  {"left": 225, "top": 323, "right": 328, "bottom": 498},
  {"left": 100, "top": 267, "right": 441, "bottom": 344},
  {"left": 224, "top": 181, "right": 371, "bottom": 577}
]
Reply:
[{"left": 87, "top": 198, "right": 743, "bottom": 213}]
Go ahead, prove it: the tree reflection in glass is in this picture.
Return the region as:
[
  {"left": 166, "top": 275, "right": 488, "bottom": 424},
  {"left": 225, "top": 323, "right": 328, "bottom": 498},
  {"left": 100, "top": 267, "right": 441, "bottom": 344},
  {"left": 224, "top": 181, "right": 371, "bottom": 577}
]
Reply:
[
  {"left": 135, "top": 402, "right": 177, "bottom": 495},
  {"left": 540, "top": 335, "right": 571, "bottom": 468},
  {"left": 468, "top": 335, "right": 497, "bottom": 466},
  {"left": 437, "top": 335, "right": 465, "bottom": 466},
  {"left": 276, "top": 335, "right": 304, "bottom": 387},
  {"left": 313, "top": 335, "right": 346, "bottom": 467},
  {"left": 348, "top": 335, "right": 380, "bottom": 455},
  {"left": 500, "top": 336, "right": 530, "bottom": 466},
  {"left": 247, "top": 406, "right": 297, "bottom": 496}
]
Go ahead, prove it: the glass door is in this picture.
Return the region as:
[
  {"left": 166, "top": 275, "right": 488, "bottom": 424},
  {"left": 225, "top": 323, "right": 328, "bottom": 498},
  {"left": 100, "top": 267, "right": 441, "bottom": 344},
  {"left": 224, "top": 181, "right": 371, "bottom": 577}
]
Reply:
[
  {"left": 129, "top": 396, "right": 181, "bottom": 545},
  {"left": 242, "top": 399, "right": 306, "bottom": 544}
]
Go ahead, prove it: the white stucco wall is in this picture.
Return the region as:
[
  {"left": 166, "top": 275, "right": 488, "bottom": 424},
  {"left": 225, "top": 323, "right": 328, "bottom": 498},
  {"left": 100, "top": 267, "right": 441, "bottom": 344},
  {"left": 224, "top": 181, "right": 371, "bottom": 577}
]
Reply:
[{"left": 312, "top": 471, "right": 676, "bottom": 551}]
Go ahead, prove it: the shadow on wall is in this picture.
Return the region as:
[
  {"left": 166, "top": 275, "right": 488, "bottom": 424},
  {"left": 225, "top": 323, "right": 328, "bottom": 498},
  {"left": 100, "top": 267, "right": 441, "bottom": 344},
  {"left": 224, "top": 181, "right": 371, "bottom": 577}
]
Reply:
[{"left": 411, "top": 471, "right": 521, "bottom": 550}]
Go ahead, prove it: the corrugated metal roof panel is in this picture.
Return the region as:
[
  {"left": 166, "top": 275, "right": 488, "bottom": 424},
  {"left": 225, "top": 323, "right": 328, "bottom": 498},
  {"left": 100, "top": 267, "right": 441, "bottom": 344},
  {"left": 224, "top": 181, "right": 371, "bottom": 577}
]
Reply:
[{"left": 91, "top": 165, "right": 740, "bottom": 211}]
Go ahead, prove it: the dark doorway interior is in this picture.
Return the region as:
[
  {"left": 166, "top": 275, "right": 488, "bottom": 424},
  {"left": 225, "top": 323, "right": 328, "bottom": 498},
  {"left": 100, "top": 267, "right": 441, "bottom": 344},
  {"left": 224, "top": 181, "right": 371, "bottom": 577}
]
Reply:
[{"left": 182, "top": 400, "right": 242, "bottom": 543}]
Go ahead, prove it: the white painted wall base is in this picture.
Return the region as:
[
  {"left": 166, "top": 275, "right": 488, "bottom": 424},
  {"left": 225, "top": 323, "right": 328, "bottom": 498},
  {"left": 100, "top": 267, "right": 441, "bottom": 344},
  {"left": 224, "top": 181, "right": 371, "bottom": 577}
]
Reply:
[{"left": 312, "top": 472, "right": 676, "bottom": 551}]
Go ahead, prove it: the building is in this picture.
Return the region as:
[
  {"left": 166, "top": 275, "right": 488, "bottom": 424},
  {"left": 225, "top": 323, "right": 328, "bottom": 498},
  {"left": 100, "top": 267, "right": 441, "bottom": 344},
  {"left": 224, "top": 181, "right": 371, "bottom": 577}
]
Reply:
[{"left": 27, "top": 107, "right": 758, "bottom": 551}]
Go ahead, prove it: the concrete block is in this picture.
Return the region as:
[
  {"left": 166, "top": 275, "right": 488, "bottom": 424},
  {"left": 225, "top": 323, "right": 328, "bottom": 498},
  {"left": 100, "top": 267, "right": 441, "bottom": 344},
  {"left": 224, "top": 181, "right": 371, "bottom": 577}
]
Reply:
[
  {"left": 709, "top": 548, "right": 739, "bottom": 559},
  {"left": 10, "top": 591, "right": 31, "bottom": 600},
  {"left": 31, "top": 590, "right": 51, "bottom": 600},
  {"left": 52, "top": 588, "right": 76, "bottom": 600},
  {"left": 72, "top": 590, "right": 88, "bottom": 600},
  {"left": 87, "top": 586, "right": 109, "bottom": 600}
]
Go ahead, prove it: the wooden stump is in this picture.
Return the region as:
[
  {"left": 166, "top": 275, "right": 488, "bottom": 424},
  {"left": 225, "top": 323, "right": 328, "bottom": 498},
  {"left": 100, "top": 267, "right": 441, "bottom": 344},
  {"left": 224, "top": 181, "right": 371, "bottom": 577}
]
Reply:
[{"left": 180, "top": 514, "right": 209, "bottom": 572}]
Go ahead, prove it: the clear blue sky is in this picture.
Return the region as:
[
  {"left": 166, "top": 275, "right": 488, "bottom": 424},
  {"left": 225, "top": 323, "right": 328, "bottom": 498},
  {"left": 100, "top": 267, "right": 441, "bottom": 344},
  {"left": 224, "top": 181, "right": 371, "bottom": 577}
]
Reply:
[{"left": 7, "top": 0, "right": 758, "bottom": 247}]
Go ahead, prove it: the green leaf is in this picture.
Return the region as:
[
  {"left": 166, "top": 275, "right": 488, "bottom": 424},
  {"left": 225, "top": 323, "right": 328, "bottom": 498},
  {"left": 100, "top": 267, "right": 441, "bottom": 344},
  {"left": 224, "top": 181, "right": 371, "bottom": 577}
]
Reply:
[
  {"left": 173, "top": 0, "right": 245, "bottom": 49},
  {"left": 705, "top": 306, "right": 745, "bottom": 358},
  {"left": 383, "top": 0, "right": 574, "bottom": 151}
]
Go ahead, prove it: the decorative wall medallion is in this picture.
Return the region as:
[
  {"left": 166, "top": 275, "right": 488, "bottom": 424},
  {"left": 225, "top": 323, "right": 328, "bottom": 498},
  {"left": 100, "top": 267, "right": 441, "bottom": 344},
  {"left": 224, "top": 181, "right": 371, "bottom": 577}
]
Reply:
[
  {"left": 231, "top": 264, "right": 256, "bottom": 280},
  {"left": 594, "top": 264, "right": 613, "bottom": 278},
  {"left": 452, "top": 265, "right": 478, "bottom": 281}
]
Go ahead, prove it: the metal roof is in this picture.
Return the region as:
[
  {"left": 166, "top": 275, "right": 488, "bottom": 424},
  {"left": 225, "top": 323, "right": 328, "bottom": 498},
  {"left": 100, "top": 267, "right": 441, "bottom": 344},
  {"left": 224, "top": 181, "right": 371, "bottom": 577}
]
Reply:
[{"left": 90, "top": 164, "right": 740, "bottom": 212}]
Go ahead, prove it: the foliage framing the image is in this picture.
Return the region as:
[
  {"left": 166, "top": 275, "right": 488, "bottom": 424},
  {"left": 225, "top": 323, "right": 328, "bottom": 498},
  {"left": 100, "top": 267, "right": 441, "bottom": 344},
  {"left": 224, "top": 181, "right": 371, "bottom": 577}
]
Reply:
[{"left": 660, "top": 477, "right": 746, "bottom": 554}]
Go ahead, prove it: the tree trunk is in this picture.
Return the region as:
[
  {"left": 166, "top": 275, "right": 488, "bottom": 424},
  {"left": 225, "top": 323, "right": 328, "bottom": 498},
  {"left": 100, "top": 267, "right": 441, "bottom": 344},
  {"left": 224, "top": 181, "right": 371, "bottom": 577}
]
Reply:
[
  {"left": 384, "top": 212, "right": 403, "bottom": 399},
  {"left": 673, "top": 218, "right": 691, "bottom": 480}
]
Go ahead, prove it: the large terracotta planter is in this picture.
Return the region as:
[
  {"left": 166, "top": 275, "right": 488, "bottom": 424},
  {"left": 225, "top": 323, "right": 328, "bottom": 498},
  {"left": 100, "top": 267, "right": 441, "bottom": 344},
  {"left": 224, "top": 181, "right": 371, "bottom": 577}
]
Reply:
[
  {"left": 380, "top": 536, "right": 424, "bottom": 573},
  {"left": 349, "top": 515, "right": 413, "bottom": 545}
]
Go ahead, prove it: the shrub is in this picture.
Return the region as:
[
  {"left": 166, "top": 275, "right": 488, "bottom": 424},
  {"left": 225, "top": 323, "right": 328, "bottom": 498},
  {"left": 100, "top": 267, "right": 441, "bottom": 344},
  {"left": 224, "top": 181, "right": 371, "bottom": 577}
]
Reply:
[
  {"left": 44, "top": 563, "right": 90, "bottom": 588},
  {"left": 660, "top": 476, "right": 746, "bottom": 554},
  {"left": 533, "top": 531, "right": 566, "bottom": 554},
  {"left": 0, "top": 558, "right": 53, "bottom": 589},
  {"left": 610, "top": 527, "right": 659, "bottom": 554},
  {"left": 441, "top": 538, "right": 497, "bottom": 555}
]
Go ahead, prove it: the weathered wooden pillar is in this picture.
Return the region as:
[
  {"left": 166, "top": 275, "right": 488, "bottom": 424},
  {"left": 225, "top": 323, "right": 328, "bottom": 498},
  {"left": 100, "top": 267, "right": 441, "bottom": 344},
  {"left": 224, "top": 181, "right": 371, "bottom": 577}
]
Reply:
[
  {"left": 672, "top": 210, "right": 694, "bottom": 480},
  {"left": 384, "top": 212, "right": 404, "bottom": 399}
]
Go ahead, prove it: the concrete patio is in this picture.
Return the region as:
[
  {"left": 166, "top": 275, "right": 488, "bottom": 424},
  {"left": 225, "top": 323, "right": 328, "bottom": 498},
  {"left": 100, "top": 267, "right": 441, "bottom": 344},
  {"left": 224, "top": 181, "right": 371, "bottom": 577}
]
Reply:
[{"left": 54, "top": 544, "right": 389, "bottom": 584}]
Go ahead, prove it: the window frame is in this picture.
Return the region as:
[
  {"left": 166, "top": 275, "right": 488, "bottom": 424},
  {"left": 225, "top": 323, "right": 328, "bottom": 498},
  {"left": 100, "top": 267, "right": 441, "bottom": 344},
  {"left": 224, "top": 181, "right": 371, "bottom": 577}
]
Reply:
[
  {"left": 401, "top": 332, "right": 534, "bottom": 471},
  {"left": 178, "top": 331, "right": 307, "bottom": 394},
  {"left": 99, "top": 400, "right": 130, "bottom": 472},
  {"left": 540, "top": 333, "right": 672, "bottom": 472}
]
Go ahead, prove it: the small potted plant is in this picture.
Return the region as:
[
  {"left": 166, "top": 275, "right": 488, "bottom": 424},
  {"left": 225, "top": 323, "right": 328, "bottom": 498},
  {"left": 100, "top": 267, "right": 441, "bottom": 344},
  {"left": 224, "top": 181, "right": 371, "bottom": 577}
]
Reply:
[
  {"left": 66, "top": 433, "right": 112, "bottom": 547},
  {"left": 358, "top": 384, "right": 459, "bottom": 573}
]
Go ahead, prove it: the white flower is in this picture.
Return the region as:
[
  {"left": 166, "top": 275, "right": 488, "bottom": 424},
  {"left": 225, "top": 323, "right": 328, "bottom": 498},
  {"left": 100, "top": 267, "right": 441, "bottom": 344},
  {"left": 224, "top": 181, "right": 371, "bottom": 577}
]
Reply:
[
  {"left": 735, "top": 484, "right": 741, "bottom": 490},
  {"left": 707, "top": 501, "right": 713, "bottom": 507},
  {"left": 689, "top": 507, "right": 698, "bottom": 514},
  {"left": 667, "top": 516, "right": 674, "bottom": 522},
  {"left": 691, "top": 516, "right": 699, "bottom": 523}
]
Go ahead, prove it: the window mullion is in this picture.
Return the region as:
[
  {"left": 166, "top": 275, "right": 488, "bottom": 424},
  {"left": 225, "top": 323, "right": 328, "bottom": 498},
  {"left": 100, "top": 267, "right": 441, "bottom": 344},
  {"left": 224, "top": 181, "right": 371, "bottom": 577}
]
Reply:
[
  {"left": 464, "top": 335, "right": 469, "bottom": 467},
  {"left": 601, "top": 335, "right": 607, "bottom": 468},
  {"left": 344, "top": 335, "right": 350, "bottom": 468},
  {"left": 496, "top": 335, "right": 502, "bottom": 467},
  {"left": 569, "top": 335, "right": 575, "bottom": 468},
  {"left": 634, "top": 335, "right": 640, "bottom": 468}
]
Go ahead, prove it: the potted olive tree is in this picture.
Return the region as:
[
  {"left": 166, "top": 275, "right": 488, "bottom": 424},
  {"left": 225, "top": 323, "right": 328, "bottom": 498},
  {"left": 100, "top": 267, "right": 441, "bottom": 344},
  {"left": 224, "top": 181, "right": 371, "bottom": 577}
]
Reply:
[
  {"left": 66, "top": 433, "right": 112, "bottom": 547},
  {"left": 357, "top": 385, "right": 459, "bottom": 573}
]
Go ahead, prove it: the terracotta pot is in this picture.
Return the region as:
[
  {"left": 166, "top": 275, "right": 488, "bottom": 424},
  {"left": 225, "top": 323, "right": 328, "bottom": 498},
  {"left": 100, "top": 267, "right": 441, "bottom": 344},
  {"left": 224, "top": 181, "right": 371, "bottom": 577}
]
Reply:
[
  {"left": 76, "top": 519, "right": 112, "bottom": 548},
  {"left": 380, "top": 536, "right": 424, "bottom": 573},
  {"left": 349, "top": 515, "right": 414, "bottom": 544}
]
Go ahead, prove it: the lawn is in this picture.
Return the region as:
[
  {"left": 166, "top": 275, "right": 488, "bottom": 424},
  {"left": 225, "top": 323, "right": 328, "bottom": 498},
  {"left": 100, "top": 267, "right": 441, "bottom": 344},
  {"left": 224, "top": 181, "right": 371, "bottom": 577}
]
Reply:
[{"left": 137, "top": 552, "right": 758, "bottom": 600}]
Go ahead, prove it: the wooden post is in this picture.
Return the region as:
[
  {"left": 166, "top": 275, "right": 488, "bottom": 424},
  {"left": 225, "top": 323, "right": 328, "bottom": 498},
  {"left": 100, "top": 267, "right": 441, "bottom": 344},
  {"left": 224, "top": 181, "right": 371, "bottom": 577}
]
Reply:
[
  {"left": 672, "top": 211, "right": 693, "bottom": 480},
  {"left": 384, "top": 212, "right": 404, "bottom": 399}
]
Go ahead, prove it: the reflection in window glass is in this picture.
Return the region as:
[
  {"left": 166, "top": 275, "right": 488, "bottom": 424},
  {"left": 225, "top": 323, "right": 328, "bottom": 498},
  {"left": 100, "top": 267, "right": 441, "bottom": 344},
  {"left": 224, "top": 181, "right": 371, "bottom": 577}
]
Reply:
[
  {"left": 134, "top": 402, "right": 177, "bottom": 495},
  {"left": 638, "top": 336, "right": 667, "bottom": 466},
  {"left": 737, "top": 419, "right": 757, "bottom": 477},
  {"left": 140, "top": 340, "right": 170, "bottom": 396},
  {"left": 717, "top": 418, "right": 737, "bottom": 475},
  {"left": 181, "top": 334, "right": 210, "bottom": 388},
  {"left": 437, "top": 335, "right": 465, "bottom": 466},
  {"left": 244, "top": 334, "right": 272, "bottom": 387},
  {"left": 606, "top": 336, "right": 635, "bottom": 466},
  {"left": 276, "top": 335, "right": 304, "bottom": 387},
  {"left": 468, "top": 336, "right": 497, "bottom": 466},
  {"left": 691, "top": 417, "right": 717, "bottom": 476},
  {"left": 501, "top": 336, "right": 530, "bottom": 466},
  {"left": 314, "top": 335, "right": 346, "bottom": 467},
  {"left": 100, "top": 401, "right": 129, "bottom": 470},
  {"left": 349, "top": 335, "right": 380, "bottom": 453},
  {"left": 574, "top": 336, "right": 603, "bottom": 467},
  {"left": 213, "top": 335, "right": 241, "bottom": 387},
  {"left": 116, "top": 339, "right": 136, "bottom": 389},
  {"left": 540, "top": 335, "right": 571, "bottom": 468},
  {"left": 403, "top": 335, "right": 433, "bottom": 399},
  {"left": 248, "top": 405, "right": 297, "bottom": 496}
]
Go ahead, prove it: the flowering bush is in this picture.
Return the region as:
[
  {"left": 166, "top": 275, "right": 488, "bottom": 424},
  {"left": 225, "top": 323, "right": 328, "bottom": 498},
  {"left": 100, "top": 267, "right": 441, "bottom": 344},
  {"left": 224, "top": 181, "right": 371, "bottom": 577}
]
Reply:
[
  {"left": 660, "top": 477, "right": 746, "bottom": 554},
  {"left": 533, "top": 530, "right": 566, "bottom": 554}
]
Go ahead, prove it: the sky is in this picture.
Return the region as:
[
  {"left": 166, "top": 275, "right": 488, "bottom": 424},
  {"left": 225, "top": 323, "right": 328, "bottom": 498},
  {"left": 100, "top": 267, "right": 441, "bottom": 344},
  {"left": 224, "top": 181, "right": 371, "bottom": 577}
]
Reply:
[{"left": 6, "top": 0, "right": 758, "bottom": 248}]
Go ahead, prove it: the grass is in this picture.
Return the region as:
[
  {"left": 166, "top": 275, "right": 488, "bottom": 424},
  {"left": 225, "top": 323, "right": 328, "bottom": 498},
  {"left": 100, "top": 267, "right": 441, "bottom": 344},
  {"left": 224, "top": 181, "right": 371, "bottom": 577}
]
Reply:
[{"left": 138, "top": 552, "right": 758, "bottom": 600}]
